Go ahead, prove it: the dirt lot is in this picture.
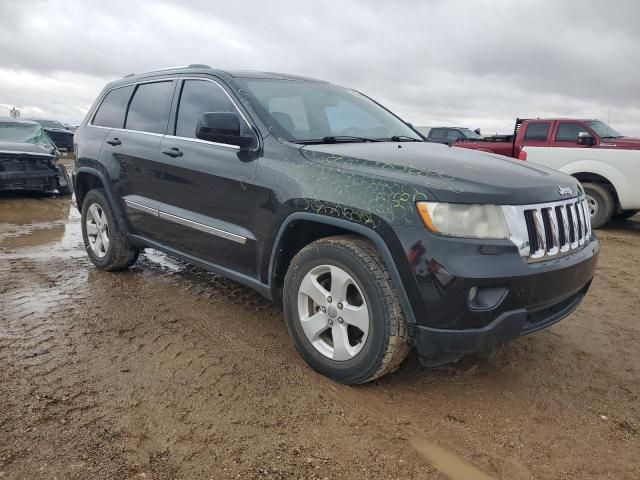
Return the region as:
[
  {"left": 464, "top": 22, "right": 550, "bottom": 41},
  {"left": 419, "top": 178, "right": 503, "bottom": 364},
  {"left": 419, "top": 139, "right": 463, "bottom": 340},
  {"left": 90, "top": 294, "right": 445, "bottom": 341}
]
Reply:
[{"left": 1, "top": 180, "right": 639, "bottom": 478}]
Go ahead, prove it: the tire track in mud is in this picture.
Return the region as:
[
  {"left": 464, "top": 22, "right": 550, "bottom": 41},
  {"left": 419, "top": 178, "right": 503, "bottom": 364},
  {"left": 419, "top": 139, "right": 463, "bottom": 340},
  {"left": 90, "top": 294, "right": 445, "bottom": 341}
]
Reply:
[{"left": 1, "top": 197, "right": 639, "bottom": 479}]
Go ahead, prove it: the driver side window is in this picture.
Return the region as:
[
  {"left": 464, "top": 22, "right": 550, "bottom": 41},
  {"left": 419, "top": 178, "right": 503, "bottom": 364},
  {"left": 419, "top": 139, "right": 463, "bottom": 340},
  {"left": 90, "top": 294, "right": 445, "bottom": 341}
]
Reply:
[
  {"left": 175, "top": 80, "right": 246, "bottom": 139},
  {"left": 446, "top": 130, "right": 463, "bottom": 142}
]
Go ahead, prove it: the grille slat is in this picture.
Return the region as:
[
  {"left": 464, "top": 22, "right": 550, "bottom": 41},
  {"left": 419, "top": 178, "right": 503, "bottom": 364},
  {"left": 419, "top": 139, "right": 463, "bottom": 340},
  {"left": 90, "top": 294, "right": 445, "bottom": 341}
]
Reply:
[{"left": 503, "top": 196, "right": 591, "bottom": 263}]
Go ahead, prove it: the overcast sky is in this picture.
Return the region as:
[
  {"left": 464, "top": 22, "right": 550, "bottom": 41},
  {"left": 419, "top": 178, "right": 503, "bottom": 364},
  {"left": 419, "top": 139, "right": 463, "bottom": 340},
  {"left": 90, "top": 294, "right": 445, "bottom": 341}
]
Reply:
[{"left": 1, "top": 0, "right": 639, "bottom": 135}]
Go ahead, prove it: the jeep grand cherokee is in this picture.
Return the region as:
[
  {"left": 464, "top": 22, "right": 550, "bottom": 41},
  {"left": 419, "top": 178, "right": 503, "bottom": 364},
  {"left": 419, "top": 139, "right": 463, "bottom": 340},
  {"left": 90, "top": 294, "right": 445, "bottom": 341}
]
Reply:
[{"left": 73, "top": 65, "right": 599, "bottom": 384}]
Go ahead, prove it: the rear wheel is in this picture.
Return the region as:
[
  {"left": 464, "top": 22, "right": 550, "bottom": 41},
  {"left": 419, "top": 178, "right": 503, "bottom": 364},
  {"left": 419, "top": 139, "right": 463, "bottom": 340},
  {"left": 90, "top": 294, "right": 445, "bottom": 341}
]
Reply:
[
  {"left": 81, "top": 189, "right": 139, "bottom": 271},
  {"left": 283, "top": 235, "right": 410, "bottom": 385},
  {"left": 583, "top": 183, "right": 614, "bottom": 229}
]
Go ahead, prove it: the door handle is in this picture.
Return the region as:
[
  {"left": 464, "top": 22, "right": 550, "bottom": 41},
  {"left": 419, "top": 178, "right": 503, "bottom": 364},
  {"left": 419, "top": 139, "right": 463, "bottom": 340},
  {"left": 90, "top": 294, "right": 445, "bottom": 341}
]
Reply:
[
  {"left": 106, "top": 138, "right": 121, "bottom": 146},
  {"left": 162, "top": 147, "right": 183, "bottom": 158}
]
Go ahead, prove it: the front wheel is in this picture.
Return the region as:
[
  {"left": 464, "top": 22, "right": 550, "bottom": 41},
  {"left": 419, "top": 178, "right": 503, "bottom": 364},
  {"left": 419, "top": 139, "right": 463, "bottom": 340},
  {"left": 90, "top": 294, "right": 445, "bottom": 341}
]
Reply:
[
  {"left": 583, "top": 183, "right": 614, "bottom": 229},
  {"left": 283, "top": 235, "right": 410, "bottom": 385},
  {"left": 81, "top": 188, "right": 139, "bottom": 271}
]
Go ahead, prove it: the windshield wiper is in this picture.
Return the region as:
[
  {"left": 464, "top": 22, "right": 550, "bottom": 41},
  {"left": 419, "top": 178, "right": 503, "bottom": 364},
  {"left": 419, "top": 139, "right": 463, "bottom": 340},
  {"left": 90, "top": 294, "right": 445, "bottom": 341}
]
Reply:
[
  {"left": 389, "top": 135, "right": 422, "bottom": 142},
  {"left": 295, "top": 136, "right": 382, "bottom": 145}
]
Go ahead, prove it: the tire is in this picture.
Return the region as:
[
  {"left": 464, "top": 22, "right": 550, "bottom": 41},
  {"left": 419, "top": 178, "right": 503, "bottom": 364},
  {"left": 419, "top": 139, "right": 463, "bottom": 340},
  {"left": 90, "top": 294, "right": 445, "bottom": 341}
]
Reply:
[
  {"left": 583, "top": 183, "right": 614, "bottom": 229},
  {"left": 56, "top": 164, "right": 72, "bottom": 196},
  {"left": 81, "top": 188, "right": 139, "bottom": 271},
  {"left": 283, "top": 235, "right": 410, "bottom": 385}
]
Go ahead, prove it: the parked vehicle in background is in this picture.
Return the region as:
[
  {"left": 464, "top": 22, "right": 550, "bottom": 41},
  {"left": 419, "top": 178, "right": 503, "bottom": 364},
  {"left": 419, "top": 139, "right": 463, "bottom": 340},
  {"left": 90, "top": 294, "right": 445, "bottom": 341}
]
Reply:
[
  {"left": 73, "top": 66, "right": 598, "bottom": 384},
  {"left": 29, "top": 118, "right": 75, "bottom": 152},
  {"left": 418, "top": 126, "right": 483, "bottom": 144},
  {"left": 455, "top": 118, "right": 640, "bottom": 227},
  {"left": 0, "top": 118, "right": 71, "bottom": 194}
]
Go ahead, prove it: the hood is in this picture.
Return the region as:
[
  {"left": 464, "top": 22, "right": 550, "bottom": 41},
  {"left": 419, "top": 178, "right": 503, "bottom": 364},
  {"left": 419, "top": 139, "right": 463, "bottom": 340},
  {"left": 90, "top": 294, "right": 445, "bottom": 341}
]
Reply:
[
  {"left": 600, "top": 136, "right": 640, "bottom": 149},
  {"left": 0, "top": 141, "right": 55, "bottom": 157},
  {"left": 300, "top": 142, "right": 582, "bottom": 205}
]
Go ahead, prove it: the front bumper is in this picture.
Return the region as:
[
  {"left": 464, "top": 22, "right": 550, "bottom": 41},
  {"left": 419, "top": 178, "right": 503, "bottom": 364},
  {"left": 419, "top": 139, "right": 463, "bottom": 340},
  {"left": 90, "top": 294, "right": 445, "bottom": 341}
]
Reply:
[
  {"left": 393, "top": 226, "right": 599, "bottom": 361},
  {"left": 413, "top": 280, "right": 590, "bottom": 364}
]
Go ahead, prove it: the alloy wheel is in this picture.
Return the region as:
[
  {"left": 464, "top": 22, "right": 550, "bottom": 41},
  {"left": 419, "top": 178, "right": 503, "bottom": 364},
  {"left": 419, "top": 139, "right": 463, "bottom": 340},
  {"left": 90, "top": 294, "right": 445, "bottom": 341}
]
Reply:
[
  {"left": 86, "top": 203, "right": 110, "bottom": 258},
  {"left": 297, "top": 264, "right": 370, "bottom": 361}
]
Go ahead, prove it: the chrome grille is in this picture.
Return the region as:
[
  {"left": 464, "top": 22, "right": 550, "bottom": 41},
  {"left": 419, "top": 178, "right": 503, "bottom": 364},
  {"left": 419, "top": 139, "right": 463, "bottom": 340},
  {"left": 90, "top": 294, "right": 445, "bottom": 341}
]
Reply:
[{"left": 502, "top": 196, "right": 591, "bottom": 262}]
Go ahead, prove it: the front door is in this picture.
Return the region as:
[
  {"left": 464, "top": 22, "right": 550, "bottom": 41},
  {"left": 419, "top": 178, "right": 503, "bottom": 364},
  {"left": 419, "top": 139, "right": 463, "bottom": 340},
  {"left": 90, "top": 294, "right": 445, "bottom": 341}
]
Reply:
[{"left": 152, "top": 77, "right": 261, "bottom": 277}]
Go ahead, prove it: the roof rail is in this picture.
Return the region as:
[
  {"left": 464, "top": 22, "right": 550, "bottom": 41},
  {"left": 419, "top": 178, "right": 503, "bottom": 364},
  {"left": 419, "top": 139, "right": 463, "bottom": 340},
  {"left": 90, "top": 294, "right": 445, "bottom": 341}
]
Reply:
[
  {"left": 123, "top": 73, "right": 135, "bottom": 78},
  {"left": 187, "top": 63, "right": 211, "bottom": 69}
]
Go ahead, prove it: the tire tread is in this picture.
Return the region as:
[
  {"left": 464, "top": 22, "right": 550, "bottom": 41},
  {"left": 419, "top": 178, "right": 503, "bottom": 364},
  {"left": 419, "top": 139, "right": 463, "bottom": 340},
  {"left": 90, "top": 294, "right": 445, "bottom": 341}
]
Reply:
[{"left": 295, "top": 235, "right": 411, "bottom": 383}]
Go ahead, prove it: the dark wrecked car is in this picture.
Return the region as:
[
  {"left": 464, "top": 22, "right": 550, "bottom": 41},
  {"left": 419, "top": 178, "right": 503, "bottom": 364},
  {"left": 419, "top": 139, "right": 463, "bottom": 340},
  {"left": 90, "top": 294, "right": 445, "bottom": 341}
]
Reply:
[
  {"left": 29, "top": 118, "right": 75, "bottom": 152},
  {"left": 0, "top": 118, "right": 72, "bottom": 195}
]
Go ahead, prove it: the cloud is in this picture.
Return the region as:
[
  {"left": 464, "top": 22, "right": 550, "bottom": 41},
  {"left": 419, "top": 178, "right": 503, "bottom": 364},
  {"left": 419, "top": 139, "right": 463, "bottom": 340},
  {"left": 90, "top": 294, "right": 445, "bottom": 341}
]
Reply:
[{"left": 0, "top": 0, "right": 638, "bottom": 135}]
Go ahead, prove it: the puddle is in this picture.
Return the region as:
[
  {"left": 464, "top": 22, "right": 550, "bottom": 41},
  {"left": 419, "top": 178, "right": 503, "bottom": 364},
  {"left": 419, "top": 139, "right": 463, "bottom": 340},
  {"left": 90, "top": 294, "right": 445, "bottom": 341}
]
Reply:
[
  {"left": 0, "top": 195, "right": 83, "bottom": 257},
  {"left": 409, "top": 436, "right": 495, "bottom": 480}
]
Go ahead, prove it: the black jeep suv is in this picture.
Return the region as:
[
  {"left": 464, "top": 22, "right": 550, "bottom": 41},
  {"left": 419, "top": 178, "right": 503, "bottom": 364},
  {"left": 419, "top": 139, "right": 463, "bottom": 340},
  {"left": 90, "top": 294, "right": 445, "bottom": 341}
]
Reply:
[{"left": 74, "top": 65, "right": 599, "bottom": 384}]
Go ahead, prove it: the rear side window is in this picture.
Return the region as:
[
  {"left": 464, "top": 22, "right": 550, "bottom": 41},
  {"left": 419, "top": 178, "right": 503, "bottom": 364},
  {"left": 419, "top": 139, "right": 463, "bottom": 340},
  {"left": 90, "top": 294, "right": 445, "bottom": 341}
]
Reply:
[
  {"left": 524, "top": 122, "right": 550, "bottom": 141},
  {"left": 175, "top": 80, "right": 239, "bottom": 138},
  {"left": 555, "top": 123, "right": 587, "bottom": 142},
  {"left": 92, "top": 85, "right": 134, "bottom": 128},
  {"left": 429, "top": 128, "right": 446, "bottom": 141},
  {"left": 125, "top": 81, "right": 174, "bottom": 134}
]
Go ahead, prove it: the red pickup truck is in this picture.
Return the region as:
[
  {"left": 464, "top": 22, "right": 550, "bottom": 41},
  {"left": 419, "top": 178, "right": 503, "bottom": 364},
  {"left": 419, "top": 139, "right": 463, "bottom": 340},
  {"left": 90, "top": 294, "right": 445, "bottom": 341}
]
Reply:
[
  {"left": 454, "top": 118, "right": 640, "bottom": 228},
  {"left": 455, "top": 118, "right": 640, "bottom": 158}
]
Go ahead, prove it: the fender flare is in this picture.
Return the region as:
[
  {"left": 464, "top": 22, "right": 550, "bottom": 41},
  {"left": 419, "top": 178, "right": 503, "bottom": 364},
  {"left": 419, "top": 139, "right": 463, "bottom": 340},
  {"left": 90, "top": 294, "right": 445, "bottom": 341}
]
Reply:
[
  {"left": 74, "top": 166, "right": 126, "bottom": 229},
  {"left": 268, "top": 212, "right": 416, "bottom": 324}
]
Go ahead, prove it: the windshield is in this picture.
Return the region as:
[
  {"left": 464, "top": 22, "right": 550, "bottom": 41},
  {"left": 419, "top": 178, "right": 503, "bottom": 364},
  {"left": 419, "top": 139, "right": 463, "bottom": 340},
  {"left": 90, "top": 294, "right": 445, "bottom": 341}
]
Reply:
[
  {"left": 0, "top": 122, "right": 53, "bottom": 147},
  {"left": 459, "top": 128, "right": 482, "bottom": 140},
  {"left": 237, "top": 79, "right": 422, "bottom": 143},
  {"left": 34, "top": 119, "right": 66, "bottom": 129},
  {"left": 587, "top": 120, "right": 622, "bottom": 138}
]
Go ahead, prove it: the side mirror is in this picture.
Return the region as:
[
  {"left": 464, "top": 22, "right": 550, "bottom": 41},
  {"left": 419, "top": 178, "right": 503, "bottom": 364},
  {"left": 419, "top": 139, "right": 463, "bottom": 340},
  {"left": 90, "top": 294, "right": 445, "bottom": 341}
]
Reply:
[
  {"left": 577, "top": 131, "right": 595, "bottom": 146},
  {"left": 196, "top": 112, "right": 255, "bottom": 150}
]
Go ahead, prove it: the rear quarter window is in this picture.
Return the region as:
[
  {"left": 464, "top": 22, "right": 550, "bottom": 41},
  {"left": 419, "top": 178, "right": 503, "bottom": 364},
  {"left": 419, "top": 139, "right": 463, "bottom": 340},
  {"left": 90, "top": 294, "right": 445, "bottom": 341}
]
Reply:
[
  {"left": 524, "top": 122, "right": 550, "bottom": 141},
  {"left": 92, "top": 85, "right": 134, "bottom": 128}
]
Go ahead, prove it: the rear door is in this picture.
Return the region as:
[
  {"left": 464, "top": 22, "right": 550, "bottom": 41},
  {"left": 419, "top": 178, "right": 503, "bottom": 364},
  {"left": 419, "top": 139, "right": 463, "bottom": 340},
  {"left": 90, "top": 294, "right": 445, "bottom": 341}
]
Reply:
[
  {"left": 85, "top": 84, "right": 135, "bottom": 202},
  {"left": 153, "top": 77, "right": 260, "bottom": 276},
  {"left": 118, "top": 80, "right": 177, "bottom": 239},
  {"left": 520, "top": 121, "right": 552, "bottom": 148}
]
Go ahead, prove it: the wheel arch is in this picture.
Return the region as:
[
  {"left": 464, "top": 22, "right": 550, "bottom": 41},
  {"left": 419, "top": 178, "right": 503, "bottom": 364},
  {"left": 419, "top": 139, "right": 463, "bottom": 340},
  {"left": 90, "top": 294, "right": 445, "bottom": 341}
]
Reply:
[
  {"left": 74, "top": 167, "right": 125, "bottom": 228},
  {"left": 268, "top": 212, "right": 416, "bottom": 324},
  {"left": 570, "top": 171, "right": 620, "bottom": 209}
]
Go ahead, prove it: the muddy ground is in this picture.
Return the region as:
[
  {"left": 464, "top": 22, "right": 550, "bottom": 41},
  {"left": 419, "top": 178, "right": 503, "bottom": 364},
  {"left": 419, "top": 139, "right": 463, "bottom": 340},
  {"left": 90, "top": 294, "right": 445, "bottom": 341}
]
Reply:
[{"left": 1, "top": 168, "right": 639, "bottom": 479}]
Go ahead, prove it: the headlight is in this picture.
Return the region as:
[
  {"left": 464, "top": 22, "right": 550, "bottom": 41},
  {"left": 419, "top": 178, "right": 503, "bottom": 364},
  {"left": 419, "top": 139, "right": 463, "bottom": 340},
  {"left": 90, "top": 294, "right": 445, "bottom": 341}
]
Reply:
[{"left": 416, "top": 202, "right": 509, "bottom": 239}]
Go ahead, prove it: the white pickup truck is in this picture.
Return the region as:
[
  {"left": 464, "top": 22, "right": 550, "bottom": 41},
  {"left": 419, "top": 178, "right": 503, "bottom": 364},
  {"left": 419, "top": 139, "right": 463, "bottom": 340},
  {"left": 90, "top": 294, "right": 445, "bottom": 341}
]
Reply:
[
  {"left": 455, "top": 118, "right": 640, "bottom": 228},
  {"left": 525, "top": 144, "right": 640, "bottom": 228}
]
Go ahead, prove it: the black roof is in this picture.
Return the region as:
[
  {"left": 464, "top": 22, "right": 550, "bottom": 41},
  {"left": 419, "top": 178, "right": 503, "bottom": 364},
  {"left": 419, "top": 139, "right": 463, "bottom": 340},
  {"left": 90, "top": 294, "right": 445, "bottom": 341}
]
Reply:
[{"left": 108, "top": 65, "right": 328, "bottom": 89}]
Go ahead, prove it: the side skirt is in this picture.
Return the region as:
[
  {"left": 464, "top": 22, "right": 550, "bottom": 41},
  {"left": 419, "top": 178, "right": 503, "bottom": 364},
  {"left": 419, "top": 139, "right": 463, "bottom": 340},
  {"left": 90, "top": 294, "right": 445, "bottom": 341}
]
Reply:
[{"left": 128, "top": 234, "right": 273, "bottom": 301}]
